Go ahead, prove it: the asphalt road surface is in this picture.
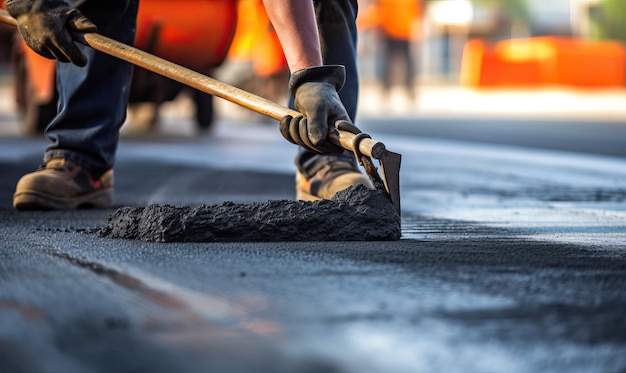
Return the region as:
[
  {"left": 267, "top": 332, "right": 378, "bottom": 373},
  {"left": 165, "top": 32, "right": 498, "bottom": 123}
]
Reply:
[
  {"left": 1, "top": 106, "right": 625, "bottom": 373},
  {"left": 360, "top": 115, "right": 626, "bottom": 158}
]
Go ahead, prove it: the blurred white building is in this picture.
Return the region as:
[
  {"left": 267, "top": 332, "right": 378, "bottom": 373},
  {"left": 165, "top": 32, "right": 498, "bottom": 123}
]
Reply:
[{"left": 527, "top": 0, "right": 572, "bottom": 34}]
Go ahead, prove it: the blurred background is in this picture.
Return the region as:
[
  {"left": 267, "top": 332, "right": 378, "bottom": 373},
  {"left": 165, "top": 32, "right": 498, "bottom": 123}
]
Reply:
[{"left": 1, "top": 0, "right": 626, "bottom": 136}]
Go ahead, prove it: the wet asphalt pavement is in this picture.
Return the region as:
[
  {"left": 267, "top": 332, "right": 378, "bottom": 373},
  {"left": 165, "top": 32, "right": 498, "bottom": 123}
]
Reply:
[{"left": 1, "top": 102, "right": 626, "bottom": 372}]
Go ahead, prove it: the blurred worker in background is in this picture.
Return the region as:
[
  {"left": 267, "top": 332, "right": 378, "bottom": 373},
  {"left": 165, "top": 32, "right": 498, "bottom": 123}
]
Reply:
[
  {"left": 6, "top": 0, "right": 372, "bottom": 210},
  {"left": 226, "top": 0, "right": 289, "bottom": 121},
  {"left": 358, "top": 0, "right": 423, "bottom": 103}
]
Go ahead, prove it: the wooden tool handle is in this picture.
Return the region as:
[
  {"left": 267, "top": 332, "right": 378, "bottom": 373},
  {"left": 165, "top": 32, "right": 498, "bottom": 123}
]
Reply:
[{"left": 80, "top": 32, "right": 386, "bottom": 159}]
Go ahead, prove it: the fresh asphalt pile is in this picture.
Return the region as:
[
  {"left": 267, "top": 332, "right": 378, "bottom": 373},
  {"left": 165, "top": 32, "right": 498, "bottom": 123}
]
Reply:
[{"left": 101, "top": 185, "right": 401, "bottom": 242}]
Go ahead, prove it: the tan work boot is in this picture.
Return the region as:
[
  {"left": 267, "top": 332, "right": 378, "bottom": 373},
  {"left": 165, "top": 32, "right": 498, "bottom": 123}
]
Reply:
[
  {"left": 13, "top": 158, "right": 114, "bottom": 210},
  {"left": 296, "top": 160, "right": 374, "bottom": 201}
]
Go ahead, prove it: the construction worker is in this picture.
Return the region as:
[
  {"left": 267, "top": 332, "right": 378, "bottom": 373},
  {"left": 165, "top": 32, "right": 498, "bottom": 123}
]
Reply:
[
  {"left": 359, "top": 0, "right": 423, "bottom": 100},
  {"left": 6, "top": 0, "right": 372, "bottom": 210}
]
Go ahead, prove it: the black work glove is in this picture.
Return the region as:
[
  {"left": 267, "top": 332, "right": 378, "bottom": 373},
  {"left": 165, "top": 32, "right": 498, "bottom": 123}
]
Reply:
[
  {"left": 5, "top": 0, "right": 97, "bottom": 66},
  {"left": 280, "top": 65, "right": 352, "bottom": 154}
]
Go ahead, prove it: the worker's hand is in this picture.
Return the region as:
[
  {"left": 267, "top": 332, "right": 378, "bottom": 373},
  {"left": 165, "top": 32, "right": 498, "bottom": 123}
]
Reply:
[
  {"left": 5, "top": 0, "right": 97, "bottom": 67},
  {"left": 279, "top": 65, "right": 349, "bottom": 154}
]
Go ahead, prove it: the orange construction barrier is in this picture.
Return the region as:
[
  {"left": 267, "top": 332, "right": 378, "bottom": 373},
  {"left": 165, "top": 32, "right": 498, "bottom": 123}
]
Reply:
[{"left": 460, "top": 36, "right": 626, "bottom": 89}]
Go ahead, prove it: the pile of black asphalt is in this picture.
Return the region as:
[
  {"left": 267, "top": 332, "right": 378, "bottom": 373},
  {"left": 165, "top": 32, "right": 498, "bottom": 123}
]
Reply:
[{"left": 101, "top": 185, "right": 401, "bottom": 242}]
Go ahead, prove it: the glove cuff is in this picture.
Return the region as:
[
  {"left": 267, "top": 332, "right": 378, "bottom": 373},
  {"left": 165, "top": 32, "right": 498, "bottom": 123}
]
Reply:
[
  {"left": 288, "top": 65, "right": 346, "bottom": 96},
  {"left": 6, "top": 0, "right": 71, "bottom": 17}
]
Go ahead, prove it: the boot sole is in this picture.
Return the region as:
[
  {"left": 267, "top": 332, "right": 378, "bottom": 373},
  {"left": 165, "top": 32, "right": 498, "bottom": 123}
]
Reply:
[{"left": 13, "top": 188, "right": 114, "bottom": 210}]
